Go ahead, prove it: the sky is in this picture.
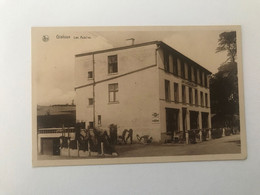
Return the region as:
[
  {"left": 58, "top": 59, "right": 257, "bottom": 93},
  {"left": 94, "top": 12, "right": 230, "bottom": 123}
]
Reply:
[{"left": 32, "top": 27, "right": 233, "bottom": 106}]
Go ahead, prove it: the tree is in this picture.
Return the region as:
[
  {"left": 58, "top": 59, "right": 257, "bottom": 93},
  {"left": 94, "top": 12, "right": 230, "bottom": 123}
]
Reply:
[
  {"left": 216, "top": 31, "right": 237, "bottom": 63},
  {"left": 210, "top": 31, "right": 239, "bottom": 129}
]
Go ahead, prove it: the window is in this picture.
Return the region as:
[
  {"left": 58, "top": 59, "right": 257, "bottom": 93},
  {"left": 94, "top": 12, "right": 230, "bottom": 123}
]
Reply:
[
  {"left": 202, "top": 72, "right": 205, "bottom": 86},
  {"left": 108, "top": 55, "right": 118, "bottom": 74},
  {"left": 98, "top": 115, "right": 101, "bottom": 125},
  {"left": 182, "top": 85, "right": 186, "bottom": 104},
  {"left": 197, "top": 69, "right": 201, "bottom": 84},
  {"left": 165, "top": 80, "right": 171, "bottom": 102},
  {"left": 89, "top": 122, "right": 94, "bottom": 129},
  {"left": 164, "top": 51, "right": 169, "bottom": 72},
  {"left": 181, "top": 61, "right": 185, "bottom": 78},
  {"left": 189, "top": 87, "right": 193, "bottom": 105},
  {"left": 88, "top": 98, "right": 93, "bottom": 105},
  {"left": 200, "top": 92, "right": 204, "bottom": 107},
  {"left": 194, "top": 68, "right": 197, "bottom": 83},
  {"left": 173, "top": 56, "right": 178, "bottom": 75},
  {"left": 200, "top": 71, "right": 203, "bottom": 86},
  {"left": 191, "top": 66, "right": 195, "bottom": 82},
  {"left": 108, "top": 83, "right": 118, "bottom": 103},
  {"left": 195, "top": 89, "right": 198, "bottom": 106},
  {"left": 184, "top": 63, "right": 188, "bottom": 79},
  {"left": 88, "top": 71, "right": 93, "bottom": 79},
  {"left": 205, "top": 93, "right": 208, "bottom": 107},
  {"left": 174, "top": 83, "right": 179, "bottom": 102},
  {"left": 188, "top": 64, "right": 191, "bottom": 81},
  {"left": 205, "top": 74, "right": 208, "bottom": 88},
  {"left": 177, "top": 58, "right": 181, "bottom": 76}
]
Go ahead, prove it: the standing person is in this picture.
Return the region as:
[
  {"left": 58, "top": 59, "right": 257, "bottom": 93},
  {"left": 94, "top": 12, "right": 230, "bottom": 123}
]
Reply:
[{"left": 125, "top": 129, "right": 133, "bottom": 144}]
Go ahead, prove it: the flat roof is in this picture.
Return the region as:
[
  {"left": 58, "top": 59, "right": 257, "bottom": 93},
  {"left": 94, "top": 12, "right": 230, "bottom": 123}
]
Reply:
[{"left": 75, "top": 40, "right": 211, "bottom": 74}]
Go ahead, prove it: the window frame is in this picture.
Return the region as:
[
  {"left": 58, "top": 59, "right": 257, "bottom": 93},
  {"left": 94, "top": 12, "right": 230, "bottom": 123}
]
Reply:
[
  {"left": 200, "top": 91, "right": 204, "bottom": 107},
  {"left": 88, "top": 98, "right": 94, "bottom": 106},
  {"left": 108, "top": 55, "right": 118, "bottom": 74},
  {"left": 182, "top": 85, "right": 186, "bottom": 104},
  {"left": 165, "top": 80, "right": 171, "bottom": 102},
  {"left": 189, "top": 87, "right": 193, "bottom": 105},
  {"left": 174, "top": 82, "right": 179, "bottom": 102},
  {"left": 108, "top": 83, "right": 119, "bottom": 103},
  {"left": 88, "top": 71, "right": 93, "bottom": 79}
]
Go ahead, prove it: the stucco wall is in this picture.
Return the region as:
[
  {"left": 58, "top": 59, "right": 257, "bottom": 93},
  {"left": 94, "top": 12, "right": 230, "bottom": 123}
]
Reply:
[
  {"left": 75, "top": 43, "right": 162, "bottom": 141},
  {"left": 75, "top": 87, "right": 93, "bottom": 123},
  {"left": 94, "top": 66, "right": 160, "bottom": 141},
  {"left": 75, "top": 55, "right": 93, "bottom": 87},
  {"left": 157, "top": 48, "right": 211, "bottom": 135}
]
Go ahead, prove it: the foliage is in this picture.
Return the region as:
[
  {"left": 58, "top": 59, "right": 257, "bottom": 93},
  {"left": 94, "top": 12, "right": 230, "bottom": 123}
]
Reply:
[
  {"left": 211, "top": 128, "right": 223, "bottom": 139},
  {"left": 210, "top": 31, "right": 239, "bottom": 129},
  {"left": 225, "top": 128, "right": 232, "bottom": 136},
  {"left": 216, "top": 31, "right": 237, "bottom": 63}
]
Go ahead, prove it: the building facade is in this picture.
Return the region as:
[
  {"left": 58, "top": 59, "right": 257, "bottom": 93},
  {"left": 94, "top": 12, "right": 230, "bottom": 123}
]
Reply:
[{"left": 75, "top": 41, "right": 212, "bottom": 142}]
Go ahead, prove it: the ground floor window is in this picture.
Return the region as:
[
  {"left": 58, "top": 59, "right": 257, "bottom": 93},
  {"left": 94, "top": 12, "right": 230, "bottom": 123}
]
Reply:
[
  {"left": 98, "top": 115, "right": 101, "bottom": 125},
  {"left": 190, "top": 111, "right": 199, "bottom": 130},
  {"left": 202, "top": 112, "right": 209, "bottom": 128},
  {"left": 166, "top": 108, "right": 179, "bottom": 140}
]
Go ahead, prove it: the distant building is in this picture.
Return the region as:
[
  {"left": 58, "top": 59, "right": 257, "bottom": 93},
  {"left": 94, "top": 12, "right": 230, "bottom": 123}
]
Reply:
[
  {"left": 37, "top": 104, "right": 76, "bottom": 155},
  {"left": 75, "top": 41, "right": 212, "bottom": 142}
]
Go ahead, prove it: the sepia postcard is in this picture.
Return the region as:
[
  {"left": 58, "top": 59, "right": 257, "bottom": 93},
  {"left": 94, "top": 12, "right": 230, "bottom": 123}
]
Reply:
[{"left": 32, "top": 26, "right": 247, "bottom": 167}]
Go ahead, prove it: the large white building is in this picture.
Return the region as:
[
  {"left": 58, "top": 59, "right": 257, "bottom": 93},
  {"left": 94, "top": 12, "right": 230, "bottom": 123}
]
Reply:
[{"left": 75, "top": 41, "right": 212, "bottom": 142}]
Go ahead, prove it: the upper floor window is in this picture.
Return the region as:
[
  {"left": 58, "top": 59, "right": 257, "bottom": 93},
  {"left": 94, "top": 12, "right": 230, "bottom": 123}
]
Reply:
[
  {"left": 88, "top": 98, "right": 94, "bottom": 106},
  {"left": 165, "top": 80, "right": 171, "bottom": 102},
  {"left": 188, "top": 64, "right": 191, "bottom": 81},
  {"left": 173, "top": 56, "right": 178, "bottom": 75},
  {"left": 191, "top": 66, "right": 195, "bottom": 82},
  {"left": 108, "top": 83, "right": 118, "bottom": 103},
  {"left": 164, "top": 51, "right": 170, "bottom": 72},
  {"left": 200, "top": 91, "right": 204, "bottom": 107},
  {"left": 177, "top": 58, "right": 182, "bottom": 76},
  {"left": 205, "top": 93, "right": 208, "bottom": 107},
  {"left": 181, "top": 61, "right": 185, "bottom": 78},
  {"left": 88, "top": 71, "right": 93, "bottom": 79},
  {"left": 189, "top": 87, "right": 193, "bottom": 105},
  {"left": 182, "top": 85, "right": 186, "bottom": 104},
  {"left": 108, "top": 55, "right": 118, "bottom": 74},
  {"left": 202, "top": 72, "right": 205, "bottom": 87},
  {"left": 200, "top": 71, "right": 203, "bottom": 86},
  {"left": 197, "top": 69, "right": 201, "bottom": 84},
  {"left": 195, "top": 89, "right": 198, "bottom": 106},
  {"left": 194, "top": 68, "right": 197, "bottom": 83},
  {"left": 205, "top": 74, "right": 208, "bottom": 88},
  {"left": 174, "top": 82, "right": 179, "bottom": 102}
]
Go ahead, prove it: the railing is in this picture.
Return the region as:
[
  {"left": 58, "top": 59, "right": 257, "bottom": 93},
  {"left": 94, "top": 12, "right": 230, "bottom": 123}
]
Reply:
[{"left": 38, "top": 127, "right": 75, "bottom": 134}]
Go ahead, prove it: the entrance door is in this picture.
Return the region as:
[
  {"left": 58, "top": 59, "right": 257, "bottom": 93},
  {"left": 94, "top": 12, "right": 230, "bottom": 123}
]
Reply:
[
  {"left": 41, "top": 138, "right": 53, "bottom": 155},
  {"left": 190, "top": 111, "right": 199, "bottom": 130},
  {"left": 166, "top": 108, "right": 179, "bottom": 140}
]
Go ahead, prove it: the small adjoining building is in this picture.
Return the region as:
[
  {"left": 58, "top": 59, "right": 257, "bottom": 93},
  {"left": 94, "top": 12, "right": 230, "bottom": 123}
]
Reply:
[{"left": 75, "top": 41, "right": 212, "bottom": 142}]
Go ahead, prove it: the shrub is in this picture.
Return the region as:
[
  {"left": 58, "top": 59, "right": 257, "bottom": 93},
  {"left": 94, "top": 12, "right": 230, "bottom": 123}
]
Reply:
[
  {"left": 225, "top": 128, "right": 232, "bottom": 136},
  {"left": 211, "top": 128, "right": 223, "bottom": 139}
]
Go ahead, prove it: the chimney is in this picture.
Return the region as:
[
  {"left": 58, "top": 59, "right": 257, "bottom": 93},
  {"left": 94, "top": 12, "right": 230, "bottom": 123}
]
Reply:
[{"left": 126, "top": 38, "right": 135, "bottom": 46}]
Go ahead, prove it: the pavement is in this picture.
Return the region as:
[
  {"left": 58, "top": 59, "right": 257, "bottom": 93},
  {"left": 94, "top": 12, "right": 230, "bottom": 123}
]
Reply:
[
  {"left": 115, "top": 134, "right": 241, "bottom": 157},
  {"left": 37, "top": 134, "right": 241, "bottom": 160}
]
